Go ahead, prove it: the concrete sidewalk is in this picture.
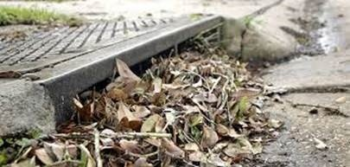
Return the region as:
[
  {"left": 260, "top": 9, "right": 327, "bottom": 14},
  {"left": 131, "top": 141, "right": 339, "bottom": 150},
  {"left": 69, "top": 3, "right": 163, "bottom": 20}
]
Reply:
[{"left": 260, "top": 0, "right": 350, "bottom": 166}]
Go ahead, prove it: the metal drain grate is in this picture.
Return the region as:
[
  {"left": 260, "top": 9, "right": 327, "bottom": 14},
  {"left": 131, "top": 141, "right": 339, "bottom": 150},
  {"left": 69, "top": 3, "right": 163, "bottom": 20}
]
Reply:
[{"left": 0, "top": 18, "right": 174, "bottom": 67}]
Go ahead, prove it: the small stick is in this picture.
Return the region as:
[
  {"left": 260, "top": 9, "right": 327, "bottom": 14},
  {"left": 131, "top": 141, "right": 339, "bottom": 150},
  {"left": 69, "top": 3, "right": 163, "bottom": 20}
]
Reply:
[
  {"left": 289, "top": 101, "right": 349, "bottom": 117},
  {"left": 102, "top": 132, "right": 172, "bottom": 139},
  {"left": 48, "top": 160, "right": 81, "bottom": 166},
  {"left": 53, "top": 132, "right": 172, "bottom": 139},
  {"left": 94, "top": 129, "right": 103, "bottom": 167}
]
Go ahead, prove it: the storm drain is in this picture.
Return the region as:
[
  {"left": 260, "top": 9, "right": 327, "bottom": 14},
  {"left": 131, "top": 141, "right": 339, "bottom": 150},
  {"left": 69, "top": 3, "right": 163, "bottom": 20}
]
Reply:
[
  {"left": 0, "top": 15, "right": 224, "bottom": 125},
  {"left": 0, "top": 18, "right": 174, "bottom": 69}
]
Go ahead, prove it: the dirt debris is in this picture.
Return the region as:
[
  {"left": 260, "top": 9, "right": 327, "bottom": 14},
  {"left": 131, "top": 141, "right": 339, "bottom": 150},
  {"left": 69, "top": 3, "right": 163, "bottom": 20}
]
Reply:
[{"left": 2, "top": 50, "right": 282, "bottom": 166}]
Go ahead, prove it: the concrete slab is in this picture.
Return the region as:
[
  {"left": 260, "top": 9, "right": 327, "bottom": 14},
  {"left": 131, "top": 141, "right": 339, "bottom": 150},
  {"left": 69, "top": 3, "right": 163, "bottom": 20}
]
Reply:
[
  {"left": 263, "top": 52, "right": 350, "bottom": 89},
  {"left": 259, "top": 93, "right": 350, "bottom": 167},
  {"left": 0, "top": 79, "right": 55, "bottom": 136},
  {"left": 0, "top": 0, "right": 277, "bottom": 20}
]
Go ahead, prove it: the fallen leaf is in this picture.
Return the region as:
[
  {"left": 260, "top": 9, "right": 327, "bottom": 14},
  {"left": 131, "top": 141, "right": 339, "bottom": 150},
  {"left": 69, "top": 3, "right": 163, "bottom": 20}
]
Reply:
[
  {"left": 107, "top": 88, "right": 128, "bottom": 101},
  {"left": 141, "top": 114, "right": 162, "bottom": 132},
  {"left": 314, "top": 138, "right": 328, "bottom": 150},
  {"left": 117, "top": 102, "right": 137, "bottom": 122},
  {"left": 35, "top": 148, "right": 53, "bottom": 165},
  {"left": 152, "top": 77, "right": 163, "bottom": 94},
  {"left": 189, "top": 114, "right": 204, "bottom": 126},
  {"left": 189, "top": 151, "right": 206, "bottom": 162},
  {"left": 165, "top": 112, "right": 176, "bottom": 126},
  {"left": 66, "top": 145, "right": 78, "bottom": 159},
  {"left": 207, "top": 154, "right": 230, "bottom": 167},
  {"left": 116, "top": 59, "right": 141, "bottom": 82},
  {"left": 216, "top": 124, "right": 229, "bottom": 136},
  {"left": 11, "top": 159, "right": 36, "bottom": 167},
  {"left": 268, "top": 119, "right": 282, "bottom": 129},
  {"left": 251, "top": 142, "right": 263, "bottom": 155},
  {"left": 101, "top": 129, "right": 116, "bottom": 136},
  {"left": 201, "top": 125, "right": 219, "bottom": 148},
  {"left": 161, "top": 138, "right": 185, "bottom": 158},
  {"left": 120, "top": 139, "right": 142, "bottom": 154},
  {"left": 134, "top": 157, "right": 153, "bottom": 167},
  {"left": 73, "top": 98, "right": 83, "bottom": 109},
  {"left": 133, "top": 105, "right": 151, "bottom": 119},
  {"left": 79, "top": 144, "right": 96, "bottom": 167},
  {"left": 223, "top": 143, "right": 250, "bottom": 158},
  {"left": 184, "top": 143, "right": 200, "bottom": 151},
  {"left": 228, "top": 128, "right": 241, "bottom": 138},
  {"left": 193, "top": 93, "right": 218, "bottom": 103},
  {"left": 212, "top": 142, "right": 229, "bottom": 153},
  {"left": 192, "top": 79, "right": 203, "bottom": 88},
  {"left": 0, "top": 71, "right": 21, "bottom": 78},
  {"left": 335, "top": 96, "right": 347, "bottom": 104},
  {"left": 43, "top": 142, "right": 65, "bottom": 161},
  {"left": 154, "top": 116, "right": 166, "bottom": 132},
  {"left": 101, "top": 138, "right": 114, "bottom": 148},
  {"left": 233, "top": 88, "right": 261, "bottom": 99}
]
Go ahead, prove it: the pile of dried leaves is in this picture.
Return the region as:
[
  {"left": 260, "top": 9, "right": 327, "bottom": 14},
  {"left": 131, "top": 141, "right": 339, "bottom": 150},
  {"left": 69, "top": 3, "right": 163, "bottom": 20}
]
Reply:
[{"left": 6, "top": 51, "right": 282, "bottom": 167}]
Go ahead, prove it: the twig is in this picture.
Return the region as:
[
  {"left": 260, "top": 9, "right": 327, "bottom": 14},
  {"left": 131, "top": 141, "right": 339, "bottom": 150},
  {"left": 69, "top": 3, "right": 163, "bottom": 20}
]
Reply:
[
  {"left": 103, "top": 132, "right": 172, "bottom": 139},
  {"left": 94, "top": 129, "right": 103, "bottom": 167},
  {"left": 48, "top": 160, "right": 81, "bottom": 166},
  {"left": 288, "top": 101, "right": 349, "bottom": 117},
  {"left": 53, "top": 132, "right": 172, "bottom": 139},
  {"left": 127, "top": 150, "right": 159, "bottom": 158},
  {"left": 182, "top": 69, "right": 211, "bottom": 89},
  {"left": 209, "top": 76, "right": 221, "bottom": 94}
]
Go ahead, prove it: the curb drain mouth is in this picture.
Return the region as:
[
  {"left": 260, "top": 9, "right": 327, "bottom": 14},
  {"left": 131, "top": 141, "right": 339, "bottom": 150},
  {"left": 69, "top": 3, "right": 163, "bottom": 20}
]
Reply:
[{"left": 0, "top": 15, "right": 224, "bottom": 129}]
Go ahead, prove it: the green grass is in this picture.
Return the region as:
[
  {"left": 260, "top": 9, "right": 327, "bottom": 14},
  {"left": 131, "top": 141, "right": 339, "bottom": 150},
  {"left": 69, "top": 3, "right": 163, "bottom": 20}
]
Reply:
[{"left": 0, "top": 6, "right": 82, "bottom": 26}]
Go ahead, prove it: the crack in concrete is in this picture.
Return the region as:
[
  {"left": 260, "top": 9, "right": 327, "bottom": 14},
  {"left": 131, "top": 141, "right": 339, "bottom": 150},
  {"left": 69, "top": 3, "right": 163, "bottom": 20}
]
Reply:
[{"left": 286, "top": 85, "right": 350, "bottom": 94}]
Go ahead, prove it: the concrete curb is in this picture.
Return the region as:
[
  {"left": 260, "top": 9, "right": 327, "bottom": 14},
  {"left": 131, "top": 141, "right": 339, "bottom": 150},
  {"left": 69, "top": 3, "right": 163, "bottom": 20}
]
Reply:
[{"left": 0, "top": 16, "right": 224, "bottom": 134}]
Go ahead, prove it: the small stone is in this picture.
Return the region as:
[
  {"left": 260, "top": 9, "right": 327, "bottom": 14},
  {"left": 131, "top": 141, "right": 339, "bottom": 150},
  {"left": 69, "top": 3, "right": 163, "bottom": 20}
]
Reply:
[{"left": 309, "top": 108, "right": 318, "bottom": 115}]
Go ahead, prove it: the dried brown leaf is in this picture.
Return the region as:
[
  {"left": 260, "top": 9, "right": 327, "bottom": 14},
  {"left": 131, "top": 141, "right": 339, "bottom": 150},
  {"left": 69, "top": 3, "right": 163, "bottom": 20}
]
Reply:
[
  {"left": 11, "top": 158, "right": 35, "bottom": 167},
  {"left": 193, "top": 93, "right": 218, "bottom": 103},
  {"left": 188, "top": 151, "right": 206, "bottom": 162},
  {"left": 233, "top": 88, "right": 261, "bottom": 99},
  {"left": 152, "top": 77, "right": 163, "bottom": 94},
  {"left": 73, "top": 98, "right": 83, "bottom": 109},
  {"left": 335, "top": 96, "right": 347, "bottom": 104},
  {"left": 216, "top": 124, "right": 229, "bottom": 136},
  {"left": 118, "top": 102, "right": 137, "bottom": 122},
  {"left": 133, "top": 105, "right": 151, "bottom": 119},
  {"left": 0, "top": 71, "right": 21, "bottom": 78},
  {"left": 314, "top": 138, "right": 328, "bottom": 150},
  {"left": 141, "top": 114, "right": 162, "bottom": 132},
  {"left": 116, "top": 59, "right": 141, "bottom": 82},
  {"left": 161, "top": 138, "right": 185, "bottom": 158},
  {"left": 66, "top": 145, "right": 78, "bottom": 159},
  {"left": 43, "top": 142, "right": 65, "bottom": 161},
  {"left": 120, "top": 139, "right": 142, "bottom": 154},
  {"left": 201, "top": 125, "right": 219, "bottom": 148},
  {"left": 35, "top": 148, "right": 54, "bottom": 165},
  {"left": 184, "top": 143, "right": 200, "bottom": 151},
  {"left": 107, "top": 88, "right": 128, "bottom": 101},
  {"left": 207, "top": 154, "right": 229, "bottom": 167},
  {"left": 134, "top": 157, "right": 153, "bottom": 167}
]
